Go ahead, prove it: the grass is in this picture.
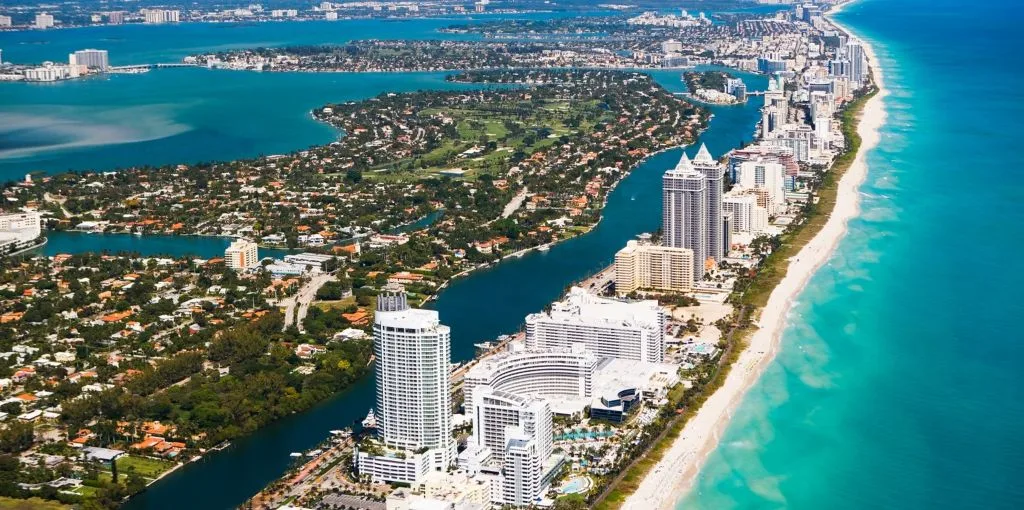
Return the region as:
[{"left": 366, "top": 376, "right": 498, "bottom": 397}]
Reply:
[
  {"left": 0, "top": 497, "right": 70, "bottom": 510},
  {"left": 592, "top": 88, "right": 878, "bottom": 509},
  {"left": 115, "top": 455, "right": 176, "bottom": 479},
  {"left": 315, "top": 296, "right": 356, "bottom": 311}
]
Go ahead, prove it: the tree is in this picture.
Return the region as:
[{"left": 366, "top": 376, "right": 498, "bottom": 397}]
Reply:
[{"left": 0, "top": 422, "right": 34, "bottom": 454}]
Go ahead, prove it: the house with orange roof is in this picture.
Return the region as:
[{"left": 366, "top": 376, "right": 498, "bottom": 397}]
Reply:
[
  {"left": 102, "top": 310, "right": 133, "bottom": 323},
  {"left": 341, "top": 308, "right": 370, "bottom": 326}
]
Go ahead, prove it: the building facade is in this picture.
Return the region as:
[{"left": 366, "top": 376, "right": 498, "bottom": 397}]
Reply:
[
  {"left": 0, "top": 212, "right": 42, "bottom": 255},
  {"left": 224, "top": 238, "right": 258, "bottom": 270},
  {"left": 359, "top": 286, "right": 455, "bottom": 482},
  {"left": 692, "top": 143, "right": 725, "bottom": 262},
  {"left": 662, "top": 152, "right": 707, "bottom": 280},
  {"left": 614, "top": 240, "right": 695, "bottom": 296},
  {"left": 525, "top": 287, "right": 666, "bottom": 363},
  {"left": 463, "top": 344, "right": 597, "bottom": 418}
]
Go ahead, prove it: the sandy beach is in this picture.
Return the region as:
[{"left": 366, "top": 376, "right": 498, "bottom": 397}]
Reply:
[{"left": 621, "top": 3, "right": 888, "bottom": 509}]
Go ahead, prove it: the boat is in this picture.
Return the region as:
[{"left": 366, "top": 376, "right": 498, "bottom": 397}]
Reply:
[
  {"left": 289, "top": 452, "right": 302, "bottom": 457},
  {"left": 538, "top": 244, "right": 551, "bottom": 252},
  {"left": 362, "top": 409, "right": 377, "bottom": 430}
]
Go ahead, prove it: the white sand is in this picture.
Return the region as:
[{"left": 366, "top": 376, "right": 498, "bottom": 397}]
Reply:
[{"left": 622, "top": 4, "right": 887, "bottom": 509}]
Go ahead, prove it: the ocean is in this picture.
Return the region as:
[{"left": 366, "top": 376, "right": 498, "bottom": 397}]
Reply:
[{"left": 679, "top": 0, "right": 1024, "bottom": 508}]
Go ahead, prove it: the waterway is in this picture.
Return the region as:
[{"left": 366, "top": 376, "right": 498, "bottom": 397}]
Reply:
[{"left": 1, "top": 16, "right": 768, "bottom": 509}]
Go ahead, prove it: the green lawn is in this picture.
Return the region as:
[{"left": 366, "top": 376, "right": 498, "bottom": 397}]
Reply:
[
  {"left": 0, "top": 497, "right": 70, "bottom": 510},
  {"left": 116, "top": 455, "right": 176, "bottom": 479}
]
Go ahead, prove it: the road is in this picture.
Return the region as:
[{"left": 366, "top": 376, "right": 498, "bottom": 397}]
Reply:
[
  {"left": 280, "top": 272, "right": 335, "bottom": 332},
  {"left": 501, "top": 186, "right": 529, "bottom": 219}
]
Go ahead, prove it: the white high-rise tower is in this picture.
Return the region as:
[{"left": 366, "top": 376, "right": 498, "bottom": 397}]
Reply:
[
  {"left": 663, "top": 152, "right": 707, "bottom": 279},
  {"left": 692, "top": 143, "right": 724, "bottom": 262},
  {"left": 360, "top": 285, "right": 455, "bottom": 482}
]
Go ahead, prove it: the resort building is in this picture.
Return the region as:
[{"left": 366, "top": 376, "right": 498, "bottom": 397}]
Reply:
[
  {"left": 615, "top": 239, "right": 695, "bottom": 297},
  {"left": 662, "top": 153, "right": 707, "bottom": 280},
  {"left": 471, "top": 387, "right": 562, "bottom": 507},
  {"left": 357, "top": 286, "right": 455, "bottom": 483},
  {"left": 0, "top": 212, "right": 42, "bottom": 255},
  {"left": 473, "top": 387, "right": 553, "bottom": 466},
  {"left": 462, "top": 343, "right": 598, "bottom": 418},
  {"left": 224, "top": 238, "right": 258, "bottom": 270},
  {"left": 525, "top": 287, "right": 666, "bottom": 363}
]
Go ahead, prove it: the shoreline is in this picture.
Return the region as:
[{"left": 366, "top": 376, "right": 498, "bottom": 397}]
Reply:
[{"left": 623, "top": 1, "right": 888, "bottom": 508}]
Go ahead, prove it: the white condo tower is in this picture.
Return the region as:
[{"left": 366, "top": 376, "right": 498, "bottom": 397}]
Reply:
[
  {"left": 373, "top": 285, "right": 455, "bottom": 471},
  {"left": 692, "top": 143, "right": 725, "bottom": 262},
  {"left": 663, "top": 152, "right": 708, "bottom": 279}
]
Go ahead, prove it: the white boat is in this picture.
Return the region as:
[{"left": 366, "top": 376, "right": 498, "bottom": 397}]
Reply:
[
  {"left": 538, "top": 244, "right": 551, "bottom": 252},
  {"left": 362, "top": 409, "right": 377, "bottom": 429},
  {"left": 289, "top": 452, "right": 302, "bottom": 457}
]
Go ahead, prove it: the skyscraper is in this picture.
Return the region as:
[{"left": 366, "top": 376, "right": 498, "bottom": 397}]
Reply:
[
  {"left": 846, "top": 40, "right": 866, "bottom": 84},
  {"left": 358, "top": 285, "right": 455, "bottom": 482},
  {"left": 692, "top": 143, "right": 724, "bottom": 262},
  {"left": 663, "top": 152, "right": 707, "bottom": 279}
]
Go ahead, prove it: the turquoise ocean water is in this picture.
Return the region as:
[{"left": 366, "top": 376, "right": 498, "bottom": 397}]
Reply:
[{"left": 680, "top": 0, "right": 1024, "bottom": 508}]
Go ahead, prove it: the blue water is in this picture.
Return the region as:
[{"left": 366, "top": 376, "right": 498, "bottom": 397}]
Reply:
[
  {"left": 39, "top": 231, "right": 292, "bottom": 259},
  {"left": 680, "top": 0, "right": 1024, "bottom": 508}
]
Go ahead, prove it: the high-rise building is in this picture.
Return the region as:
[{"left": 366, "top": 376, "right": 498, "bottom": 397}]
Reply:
[
  {"left": 107, "top": 11, "right": 124, "bottom": 24},
  {"left": 34, "top": 13, "right": 55, "bottom": 29},
  {"left": 472, "top": 387, "right": 552, "bottom": 466},
  {"left": 358, "top": 285, "right": 455, "bottom": 482},
  {"left": 691, "top": 143, "right": 724, "bottom": 262},
  {"left": 723, "top": 193, "right": 769, "bottom": 234},
  {"left": 143, "top": 9, "right": 180, "bottom": 23},
  {"left": 0, "top": 15, "right": 12, "bottom": 27},
  {"left": 225, "top": 238, "right": 258, "bottom": 270},
  {"left": 614, "top": 240, "right": 694, "bottom": 296},
  {"left": 69, "top": 49, "right": 109, "bottom": 71},
  {"left": 662, "top": 152, "right": 707, "bottom": 279},
  {"left": 846, "top": 40, "right": 867, "bottom": 84},
  {"left": 525, "top": 287, "right": 666, "bottom": 363},
  {"left": 735, "top": 161, "right": 786, "bottom": 213},
  {"left": 501, "top": 428, "right": 543, "bottom": 507}
]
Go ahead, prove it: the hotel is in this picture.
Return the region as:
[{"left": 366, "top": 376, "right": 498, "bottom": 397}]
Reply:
[
  {"left": 463, "top": 343, "right": 598, "bottom": 418},
  {"left": 0, "top": 212, "right": 43, "bottom": 255},
  {"left": 525, "top": 287, "right": 666, "bottom": 363}
]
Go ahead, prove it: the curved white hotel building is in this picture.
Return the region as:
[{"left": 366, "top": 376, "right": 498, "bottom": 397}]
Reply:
[
  {"left": 463, "top": 343, "right": 599, "bottom": 418},
  {"left": 525, "top": 287, "right": 666, "bottom": 363}
]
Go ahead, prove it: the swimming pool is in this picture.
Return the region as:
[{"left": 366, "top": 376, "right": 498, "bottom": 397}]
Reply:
[{"left": 558, "top": 476, "right": 593, "bottom": 495}]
